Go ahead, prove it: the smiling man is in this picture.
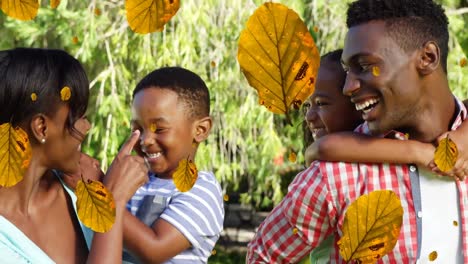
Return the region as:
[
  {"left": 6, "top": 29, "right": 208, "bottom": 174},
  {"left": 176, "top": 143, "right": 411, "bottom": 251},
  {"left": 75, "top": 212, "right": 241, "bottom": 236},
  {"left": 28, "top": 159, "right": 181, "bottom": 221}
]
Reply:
[{"left": 247, "top": 0, "right": 468, "bottom": 263}]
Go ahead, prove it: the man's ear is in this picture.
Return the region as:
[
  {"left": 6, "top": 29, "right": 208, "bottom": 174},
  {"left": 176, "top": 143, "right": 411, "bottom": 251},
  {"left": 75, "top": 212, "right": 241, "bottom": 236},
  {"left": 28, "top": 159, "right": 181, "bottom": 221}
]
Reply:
[
  {"left": 417, "top": 41, "right": 440, "bottom": 75},
  {"left": 193, "top": 116, "right": 212, "bottom": 143},
  {"left": 30, "top": 114, "right": 48, "bottom": 144}
]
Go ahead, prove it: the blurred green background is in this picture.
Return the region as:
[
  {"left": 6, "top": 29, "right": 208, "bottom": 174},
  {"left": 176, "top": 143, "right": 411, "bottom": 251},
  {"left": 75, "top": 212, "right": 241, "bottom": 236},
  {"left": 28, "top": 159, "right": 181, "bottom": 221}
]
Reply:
[{"left": 1, "top": 0, "right": 467, "bottom": 261}]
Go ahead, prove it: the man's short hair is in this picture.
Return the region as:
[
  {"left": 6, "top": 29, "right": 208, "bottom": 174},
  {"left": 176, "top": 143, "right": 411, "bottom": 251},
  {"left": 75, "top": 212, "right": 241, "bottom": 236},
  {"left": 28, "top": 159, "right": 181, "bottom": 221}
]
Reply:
[{"left": 347, "top": 0, "right": 449, "bottom": 72}]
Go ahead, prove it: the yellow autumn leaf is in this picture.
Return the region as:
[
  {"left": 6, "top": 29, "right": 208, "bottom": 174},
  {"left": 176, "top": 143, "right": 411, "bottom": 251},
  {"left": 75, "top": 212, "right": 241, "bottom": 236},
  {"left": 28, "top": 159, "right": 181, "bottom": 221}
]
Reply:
[
  {"left": 338, "top": 190, "right": 403, "bottom": 263},
  {"left": 460, "top": 58, "right": 467, "bottom": 68},
  {"left": 125, "top": 0, "right": 180, "bottom": 34},
  {"left": 150, "top": 122, "right": 157, "bottom": 133},
  {"left": 372, "top": 66, "right": 380, "bottom": 77},
  {"left": 0, "top": 123, "right": 32, "bottom": 187},
  {"left": 50, "top": 0, "right": 60, "bottom": 9},
  {"left": 237, "top": 2, "right": 320, "bottom": 120},
  {"left": 0, "top": 0, "right": 39, "bottom": 21},
  {"left": 76, "top": 179, "right": 116, "bottom": 233},
  {"left": 60, "top": 86, "right": 71, "bottom": 101},
  {"left": 173, "top": 158, "right": 198, "bottom": 192},
  {"left": 429, "top": 251, "right": 438, "bottom": 261},
  {"left": 288, "top": 151, "right": 297, "bottom": 163},
  {"left": 31, "top": 93, "right": 37, "bottom": 102},
  {"left": 434, "top": 135, "right": 458, "bottom": 172},
  {"left": 223, "top": 194, "right": 229, "bottom": 202}
]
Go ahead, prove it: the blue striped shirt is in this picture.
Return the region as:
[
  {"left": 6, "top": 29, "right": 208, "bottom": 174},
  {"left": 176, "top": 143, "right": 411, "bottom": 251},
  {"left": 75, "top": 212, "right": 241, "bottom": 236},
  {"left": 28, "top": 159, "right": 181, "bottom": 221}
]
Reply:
[{"left": 125, "top": 171, "right": 224, "bottom": 263}]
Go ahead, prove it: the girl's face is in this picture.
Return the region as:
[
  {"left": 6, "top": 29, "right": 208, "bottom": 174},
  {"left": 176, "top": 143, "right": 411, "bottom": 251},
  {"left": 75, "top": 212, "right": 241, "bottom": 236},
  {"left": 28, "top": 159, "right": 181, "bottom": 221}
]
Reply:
[
  {"left": 305, "top": 64, "right": 362, "bottom": 141},
  {"left": 43, "top": 105, "right": 91, "bottom": 174},
  {"left": 131, "top": 87, "right": 196, "bottom": 179}
]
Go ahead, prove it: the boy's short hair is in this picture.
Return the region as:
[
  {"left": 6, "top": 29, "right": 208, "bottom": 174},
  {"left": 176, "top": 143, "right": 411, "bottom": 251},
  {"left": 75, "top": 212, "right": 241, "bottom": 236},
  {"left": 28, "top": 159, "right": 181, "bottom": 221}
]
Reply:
[
  {"left": 133, "top": 67, "right": 210, "bottom": 119},
  {"left": 346, "top": 0, "right": 449, "bottom": 72}
]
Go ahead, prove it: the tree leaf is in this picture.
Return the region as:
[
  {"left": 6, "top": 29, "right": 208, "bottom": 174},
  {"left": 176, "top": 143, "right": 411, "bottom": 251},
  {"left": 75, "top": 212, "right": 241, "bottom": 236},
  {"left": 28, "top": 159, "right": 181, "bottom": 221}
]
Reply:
[
  {"left": 237, "top": 2, "right": 320, "bottom": 120},
  {"left": 125, "top": 0, "right": 180, "bottom": 34},
  {"left": 0, "top": 0, "right": 39, "bottom": 21},
  {"left": 0, "top": 123, "right": 31, "bottom": 187},
  {"left": 50, "top": 0, "right": 60, "bottom": 9},
  {"left": 76, "top": 179, "right": 116, "bottom": 233},
  {"left": 338, "top": 190, "right": 403, "bottom": 263},
  {"left": 434, "top": 135, "right": 458, "bottom": 173},
  {"left": 173, "top": 158, "right": 198, "bottom": 192}
]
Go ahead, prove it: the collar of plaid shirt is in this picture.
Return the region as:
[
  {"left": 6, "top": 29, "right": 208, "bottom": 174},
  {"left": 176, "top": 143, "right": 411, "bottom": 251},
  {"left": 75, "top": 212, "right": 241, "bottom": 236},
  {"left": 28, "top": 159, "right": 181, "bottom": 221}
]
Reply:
[{"left": 247, "top": 97, "right": 468, "bottom": 264}]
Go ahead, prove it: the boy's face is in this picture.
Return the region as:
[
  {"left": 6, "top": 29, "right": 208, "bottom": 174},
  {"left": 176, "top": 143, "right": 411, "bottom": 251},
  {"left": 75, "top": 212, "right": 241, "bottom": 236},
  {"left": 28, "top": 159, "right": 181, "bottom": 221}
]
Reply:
[
  {"left": 342, "top": 21, "right": 421, "bottom": 135},
  {"left": 305, "top": 63, "right": 362, "bottom": 141},
  {"left": 131, "top": 87, "right": 197, "bottom": 179}
]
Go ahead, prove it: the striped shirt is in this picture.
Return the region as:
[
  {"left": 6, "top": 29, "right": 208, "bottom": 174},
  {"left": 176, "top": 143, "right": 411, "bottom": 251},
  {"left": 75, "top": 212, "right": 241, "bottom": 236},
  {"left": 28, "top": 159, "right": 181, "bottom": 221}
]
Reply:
[
  {"left": 126, "top": 171, "right": 224, "bottom": 263},
  {"left": 247, "top": 98, "right": 468, "bottom": 263}
]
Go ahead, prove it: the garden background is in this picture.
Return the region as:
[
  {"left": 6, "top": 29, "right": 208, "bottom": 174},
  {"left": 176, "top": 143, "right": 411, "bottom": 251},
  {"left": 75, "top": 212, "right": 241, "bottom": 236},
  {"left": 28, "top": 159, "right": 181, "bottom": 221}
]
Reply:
[{"left": 1, "top": 0, "right": 467, "bottom": 262}]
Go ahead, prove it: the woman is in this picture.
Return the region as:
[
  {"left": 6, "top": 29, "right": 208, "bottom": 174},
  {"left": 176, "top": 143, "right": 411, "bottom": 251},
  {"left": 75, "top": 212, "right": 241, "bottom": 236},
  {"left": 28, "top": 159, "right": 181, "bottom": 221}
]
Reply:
[{"left": 0, "top": 48, "right": 148, "bottom": 263}]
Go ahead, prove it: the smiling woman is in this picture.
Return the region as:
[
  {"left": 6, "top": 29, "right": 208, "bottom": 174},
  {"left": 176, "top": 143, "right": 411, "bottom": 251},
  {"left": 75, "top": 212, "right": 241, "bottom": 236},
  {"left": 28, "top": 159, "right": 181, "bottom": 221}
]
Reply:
[{"left": 0, "top": 48, "right": 148, "bottom": 263}]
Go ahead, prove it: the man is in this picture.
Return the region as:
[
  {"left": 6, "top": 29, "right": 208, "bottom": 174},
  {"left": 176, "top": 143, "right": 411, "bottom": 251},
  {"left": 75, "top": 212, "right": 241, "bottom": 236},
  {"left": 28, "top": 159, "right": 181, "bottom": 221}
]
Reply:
[{"left": 247, "top": 0, "right": 468, "bottom": 262}]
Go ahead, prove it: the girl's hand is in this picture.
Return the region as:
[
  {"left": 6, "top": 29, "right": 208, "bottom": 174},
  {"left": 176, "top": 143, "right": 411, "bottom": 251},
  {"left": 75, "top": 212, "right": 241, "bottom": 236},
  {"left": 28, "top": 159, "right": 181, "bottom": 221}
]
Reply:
[
  {"left": 430, "top": 131, "right": 468, "bottom": 181},
  {"left": 62, "top": 152, "right": 104, "bottom": 190}
]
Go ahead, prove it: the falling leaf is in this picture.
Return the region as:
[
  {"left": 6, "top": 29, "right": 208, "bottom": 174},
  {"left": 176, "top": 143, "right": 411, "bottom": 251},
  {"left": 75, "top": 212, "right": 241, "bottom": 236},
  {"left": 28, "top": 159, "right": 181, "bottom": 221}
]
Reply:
[
  {"left": 434, "top": 135, "right": 458, "bottom": 172},
  {"left": 210, "top": 61, "right": 216, "bottom": 67},
  {"left": 288, "top": 151, "right": 297, "bottom": 163},
  {"left": 313, "top": 26, "right": 319, "bottom": 32},
  {"left": 292, "top": 228, "right": 298, "bottom": 235},
  {"left": 76, "top": 179, "right": 116, "bottom": 233},
  {"left": 237, "top": 2, "right": 320, "bottom": 123},
  {"left": 223, "top": 194, "right": 229, "bottom": 202},
  {"left": 0, "top": 123, "right": 32, "bottom": 187},
  {"left": 60, "top": 86, "right": 72, "bottom": 101},
  {"left": 372, "top": 66, "right": 380, "bottom": 77},
  {"left": 211, "top": 249, "right": 217, "bottom": 255},
  {"left": 453, "top": 220, "right": 458, "bottom": 226},
  {"left": 337, "top": 190, "right": 403, "bottom": 263},
  {"left": 173, "top": 158, "right": 198, "bottom": 192},
  {"left": 429, "top": 251, "right": 438, "bottom": 261},
  {"left": 94, "top": 7, "right": 101, "bottom": 16},
  {"left": 0, "top": 0, "right": 39, "bottom": 21},
  {"left": 125, "top": 0, "right": 180, "bottom": 34},
  {"left": 150, "top": 122, "right": 157, "bottom": 133},
  {"left": 72, "top": 36, "right": 79, "bottom": 44},
  {"left": 460, "top": 58, "right": 467, "bottom": 68},
  {"left": 50, "top": 0, "right": 60, "bottom": 9},
  {"left": 31, "top": 93, "right": 37, "bottom": 102}
]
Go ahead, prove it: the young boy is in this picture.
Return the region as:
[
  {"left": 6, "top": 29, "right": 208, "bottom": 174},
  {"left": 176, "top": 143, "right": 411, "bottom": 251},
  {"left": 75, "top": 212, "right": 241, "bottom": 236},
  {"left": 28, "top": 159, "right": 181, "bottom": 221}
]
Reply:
[
  {"left": 304, "top": 49, "right": 468, "bottom": 263},
  {"left": 122, "top": 67, "right": 224, "bottom": 263}
]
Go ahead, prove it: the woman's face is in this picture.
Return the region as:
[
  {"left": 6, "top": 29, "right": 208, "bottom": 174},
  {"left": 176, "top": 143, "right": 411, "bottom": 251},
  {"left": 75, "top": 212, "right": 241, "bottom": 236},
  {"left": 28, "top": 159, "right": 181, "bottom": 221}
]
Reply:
[{"left": 42, "top": 105, "right": 90, "bottom": 174}]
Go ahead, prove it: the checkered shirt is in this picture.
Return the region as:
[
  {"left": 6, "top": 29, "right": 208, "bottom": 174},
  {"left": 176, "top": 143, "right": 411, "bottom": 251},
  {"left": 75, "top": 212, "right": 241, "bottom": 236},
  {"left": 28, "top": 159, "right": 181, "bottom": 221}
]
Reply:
[{"left": 247, "top": 98, "right": 468, "bottom": 263}]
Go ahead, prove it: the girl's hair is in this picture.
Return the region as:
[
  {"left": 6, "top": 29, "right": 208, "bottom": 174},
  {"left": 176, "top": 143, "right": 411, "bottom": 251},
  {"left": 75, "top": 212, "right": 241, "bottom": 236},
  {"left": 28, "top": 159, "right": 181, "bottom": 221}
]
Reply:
[{"left": 0, "top": 48, "right": 89, "bottom": 137}]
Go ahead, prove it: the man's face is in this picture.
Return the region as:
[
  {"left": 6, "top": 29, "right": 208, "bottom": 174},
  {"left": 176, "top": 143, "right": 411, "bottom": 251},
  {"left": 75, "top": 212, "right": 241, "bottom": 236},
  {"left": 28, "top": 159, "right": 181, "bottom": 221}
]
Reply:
[{"left": 341, "top": 21, "right": 421, "bottom": 135}]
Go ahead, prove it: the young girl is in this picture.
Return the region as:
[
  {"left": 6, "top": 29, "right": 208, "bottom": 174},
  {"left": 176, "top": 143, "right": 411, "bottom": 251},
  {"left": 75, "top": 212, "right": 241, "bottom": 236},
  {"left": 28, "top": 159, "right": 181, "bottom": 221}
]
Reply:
[
  {"left": 0, "top": 48, "right": 148, "bottom": 263},
  {"left": 304, "top": 49, "right": 468, "bottom": 263}
]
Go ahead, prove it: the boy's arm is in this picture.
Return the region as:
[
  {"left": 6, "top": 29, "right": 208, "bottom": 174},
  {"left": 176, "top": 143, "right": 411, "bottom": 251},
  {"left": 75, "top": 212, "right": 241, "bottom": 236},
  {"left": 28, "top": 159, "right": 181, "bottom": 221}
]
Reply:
[
  {"left": 305, "top": 132, "right": 434, "bottom": 167},
  {"left": 123, "top": 211, "right": 191, "bottom": 263}
]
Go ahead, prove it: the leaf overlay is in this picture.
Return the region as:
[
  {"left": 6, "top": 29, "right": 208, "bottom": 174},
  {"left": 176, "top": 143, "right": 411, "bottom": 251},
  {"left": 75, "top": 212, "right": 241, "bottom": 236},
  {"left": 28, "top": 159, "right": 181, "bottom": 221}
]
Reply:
[
  {"left": 237, "top": 2, "right": 320, "bottom": 123},
  {"left": 338, "top": 190, "right": 403, "bottom": 263},
  {"left": 173, "top": 158, "right": 198, "bottom": 192},
  {"left": 76, "top": 179, "right": 116, "bottom": 233},
  {"left": 125, "top": 0, "right": 180, "bottom": 34},
  {"left": 0, "top": 0, "right": 39, "bottom": 21},
  {"left": 50, "top": 0, "right": 60, "bottom": 9},
  {"left": 0, "top": 123, "right": 32, "bottom": 187},
  {"left": 434, "top": 135, "right": 458, "bottom": 173}
]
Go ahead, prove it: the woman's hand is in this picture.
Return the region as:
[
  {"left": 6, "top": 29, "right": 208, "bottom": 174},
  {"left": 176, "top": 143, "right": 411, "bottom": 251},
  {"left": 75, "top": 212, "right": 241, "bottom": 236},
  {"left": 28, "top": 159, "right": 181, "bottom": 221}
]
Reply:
[
  {"left": 104, "top": 130, "right": 149, "bottom": 207},
  {"left": 62, "top": 152, "right": 104, "bottom": 190}
]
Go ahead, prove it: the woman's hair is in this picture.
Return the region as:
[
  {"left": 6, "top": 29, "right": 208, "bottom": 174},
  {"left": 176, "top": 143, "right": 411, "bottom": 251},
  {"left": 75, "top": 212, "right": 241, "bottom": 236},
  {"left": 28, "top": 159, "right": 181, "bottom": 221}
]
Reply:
[{"left": 0, "top": 48, "right": 89, "bottom": 137}]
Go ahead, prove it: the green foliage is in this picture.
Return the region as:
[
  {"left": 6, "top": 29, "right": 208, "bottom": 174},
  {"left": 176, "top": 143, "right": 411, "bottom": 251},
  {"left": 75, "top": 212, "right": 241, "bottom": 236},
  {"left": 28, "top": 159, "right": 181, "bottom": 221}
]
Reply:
[{"left": 1, "top": 0, "right": 468, "bottom": 210}]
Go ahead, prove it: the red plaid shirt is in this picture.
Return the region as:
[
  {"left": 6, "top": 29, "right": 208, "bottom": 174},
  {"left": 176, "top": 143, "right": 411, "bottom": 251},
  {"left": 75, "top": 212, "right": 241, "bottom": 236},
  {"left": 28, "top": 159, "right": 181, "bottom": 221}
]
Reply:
[{"left": 247, "top": 99, "right": 468, "bottom": 263}]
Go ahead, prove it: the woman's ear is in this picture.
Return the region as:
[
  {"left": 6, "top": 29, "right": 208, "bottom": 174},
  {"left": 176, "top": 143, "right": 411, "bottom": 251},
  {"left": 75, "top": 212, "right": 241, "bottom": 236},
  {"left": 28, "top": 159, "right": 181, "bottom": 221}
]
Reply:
[
  {"left": 30, "top": 114, "right": 48, "bottom": 144},
  {"left": 417, "top": 41, "right": 440, "bottom": 75},
  {"left": 193, "top": 116, "right": 212, "bottom": 143}
]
